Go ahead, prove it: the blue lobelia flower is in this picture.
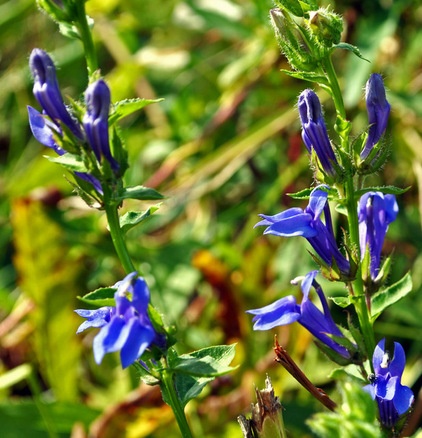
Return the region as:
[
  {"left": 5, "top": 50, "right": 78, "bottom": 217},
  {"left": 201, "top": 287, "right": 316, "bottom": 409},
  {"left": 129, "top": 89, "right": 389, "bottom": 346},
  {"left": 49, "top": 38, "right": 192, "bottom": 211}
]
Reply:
[
  {"left": 75, "top": 272, "right": 157, "bottom": 368},
  {"left": 29, "top": 48, "right": 84, "bottom": 140},
  {"left": 27, "top": 105, "right": 103, "bottom": 194},
  {"left": 364, "top": 339, "right": 414, "bottom": 428},
  {"left": 298, "top": 89, "right": 339, "bottom": 178},
  {"left": 28, "top": 49, "right": 103, "bottom": 193},
  {"left": 83, "top": 80, "right": 119, "bottom": 172},
  {"left": 256, "top": 186, "right": 350, "bottom": 277},
  {"left": 247, "top": 270, "right": 351, "bottom": 358},
  {"left": 360, "top": 74, "right": 391, "bottom": 160},
  {"left": 358, "top": 192, "right": 398, "bottom": 280}
]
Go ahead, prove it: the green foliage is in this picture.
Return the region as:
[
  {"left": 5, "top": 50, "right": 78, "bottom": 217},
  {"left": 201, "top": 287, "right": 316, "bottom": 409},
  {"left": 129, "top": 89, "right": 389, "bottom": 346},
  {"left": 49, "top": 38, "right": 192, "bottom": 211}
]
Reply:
[
  {"left": 307, "top": 380, "right": 381, "bottom": 438},
  {"left": 371, "top": 272, "right": 413, "bottom": 321},
  {"left": 164, "top": 344, "right": 237, "bottom": 408}
]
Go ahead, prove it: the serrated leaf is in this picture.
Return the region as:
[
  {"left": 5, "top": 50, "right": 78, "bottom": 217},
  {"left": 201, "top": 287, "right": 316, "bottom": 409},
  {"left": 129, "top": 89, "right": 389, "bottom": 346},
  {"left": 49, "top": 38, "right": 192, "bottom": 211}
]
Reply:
[
  {"left": 274, "top": 0, "right": 303, "bottom": 16},
  {"left": 281, "top": 69, "right": 328, "bottom": 84},
  {"left": 330, "top": 296, "right": 351, "bottom": 308},
  {"left": 287, "top": 187, "right": 313, "bottom": 199},
  {"left": 120, "top": 204, "right": 161, "bottom": 233},
  {"left": 165, "top": 345, "right": 237, "bottom": 407},
  {"left": 45, "top": 153, "right": 89, "bottom": 173},
  {"left": 116, "top": 185, "right": 165, "bottom": 202},
  {"left": 77, "top": 287, "right": 116, "bottom": 307},
  {"left": 334, "top": 42, "right": 370, "bottom": 62},
  {"left": 355, "top": 186, "right": 410, "bottom": 197},
  {"left": 109, "top": 98, "right": 164, "bottom": 124},
  {"left": 371, "top": 272, "right": 413, "bottom": 321},
  {"left": 170, "top": 344, "right": 237, "bottom": 377}
]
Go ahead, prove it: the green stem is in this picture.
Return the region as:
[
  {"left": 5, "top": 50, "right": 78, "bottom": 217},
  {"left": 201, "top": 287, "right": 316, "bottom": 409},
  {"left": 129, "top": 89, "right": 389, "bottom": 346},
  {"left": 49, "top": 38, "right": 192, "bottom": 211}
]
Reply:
[
  {"left": 322, "top": 57, "right": 346, "bottom": 121},
  {"left": 161, "top": 369, "right": 194, "bottom": 438},
  {"left": 104, "top": 202, "right": 136, "bottom": 274},
  {"left": 323, "top": 56, "right": 376, "bottom": 362},
  {"left": 74, "top": 2, "right": 98, "bottom": 79}
]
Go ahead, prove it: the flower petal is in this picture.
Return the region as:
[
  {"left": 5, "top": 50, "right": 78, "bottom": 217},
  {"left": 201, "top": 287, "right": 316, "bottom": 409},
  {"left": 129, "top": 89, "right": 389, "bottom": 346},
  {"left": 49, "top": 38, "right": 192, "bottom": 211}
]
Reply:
[
  {"left": 246, "top": 296, "right": 300, "bottom": 330},
  {"left": 120, "top": 318, "right": 155, "bottom": 368}
]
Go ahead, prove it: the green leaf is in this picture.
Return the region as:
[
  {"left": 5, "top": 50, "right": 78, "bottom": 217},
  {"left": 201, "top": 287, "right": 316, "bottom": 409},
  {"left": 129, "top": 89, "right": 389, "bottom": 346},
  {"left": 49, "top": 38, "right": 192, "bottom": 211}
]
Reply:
[
  {"left": 307, "top": 380, "right": 380, "bottom": 438},
  {"left": 274, "top": 0, "right": 304, "bottom": 16},
  {"left": 77, "top": 287, "right": 116, "bottom": 307},
  {"left": 281, "top": 69, "right": 328, "bottom": 85},
  {"left": 330, "top": 296, "right": 351, "bottom": 308},
  {"left": 168, "top": 345, "right": 237, "bottom": 407},
  {"left": 170, "top": 344, "right": 237, "bottom": 377},
  {"left": 116, "top": 185, "right": 165, "bottom": 202},
  {"left": 288, "top": 185, "right": 337, "bottom": 200},
  {"left": 371, "top": 272, "right": 413, "bottom": 321},
  {"left": 120, "top": 204, "right": 161, "bottom": 233},
  {"left": 333, "top": 42, "right": 370, "bottom": 62},
  {"left": 355, "top": 186, "right": 410, "bottom": 197},
  {"left": 45, "top": 153, "right": 89, "bottom": 173},
  {"left": 287, "top": 187, "right": 313, "bottom": 199},
  {"left": 109, "top": 98, "right": 164, "bottom": 124}
]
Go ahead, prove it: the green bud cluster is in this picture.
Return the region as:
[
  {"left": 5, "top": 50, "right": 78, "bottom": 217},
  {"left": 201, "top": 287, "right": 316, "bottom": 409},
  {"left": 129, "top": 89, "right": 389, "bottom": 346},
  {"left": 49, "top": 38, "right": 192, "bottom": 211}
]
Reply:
[{"left": 270, "top": 3, "right": 343, "bottom": 72}]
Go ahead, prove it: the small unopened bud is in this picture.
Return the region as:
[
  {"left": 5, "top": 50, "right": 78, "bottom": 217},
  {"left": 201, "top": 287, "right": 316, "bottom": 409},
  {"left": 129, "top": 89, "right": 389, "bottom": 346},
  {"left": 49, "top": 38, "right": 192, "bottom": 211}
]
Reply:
[
  {"left": 270, "top": 8, "right": 317, "bottom": 72},
  {"left": 360, "top": 74, "right": 390, "bottom": 160},
  {"left": 298, "top": 89, "right": 340, "bottom": 179},
  {"left": 83, "top": 80, "right": 119, "bottom": 172},
  {"left": 306, "top": 8, "right": 343, "bottom": 48}
]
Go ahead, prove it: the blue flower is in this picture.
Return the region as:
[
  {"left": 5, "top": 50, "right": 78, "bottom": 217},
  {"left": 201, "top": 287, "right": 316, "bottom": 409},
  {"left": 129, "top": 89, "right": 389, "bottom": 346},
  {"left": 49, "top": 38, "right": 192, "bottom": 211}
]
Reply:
[
  {"left": 358, "top": 192, "right": 398, "bottom": 280},
  {"left": 75, "top": 273, "right": 157, "bottom": 368},
  {"left": 83, "top": 80, "right": 119, "bottom": 172},
  {"left": 29, "top": 48, "right": 84, "bottom": 140},
  {"left": 27, "top": 105, "right": 103, "bottom": 194},
  {"left": 360, "top": 74, "right": 390, "bottom": 160},
  {"left": 298, "top": 89, "right": 339, "bottom": 178},
  {"left": 364, "top": 339, "right": 414, "bottom": 428},
  {"left": 256, "top": 186, "right": 350, "bottom": 277},
  {"left": 247, "top": 271, "right": 351, "bottom": 358},
  {"left": 28, "top": 49, "right": 103, "bottom": 193}
]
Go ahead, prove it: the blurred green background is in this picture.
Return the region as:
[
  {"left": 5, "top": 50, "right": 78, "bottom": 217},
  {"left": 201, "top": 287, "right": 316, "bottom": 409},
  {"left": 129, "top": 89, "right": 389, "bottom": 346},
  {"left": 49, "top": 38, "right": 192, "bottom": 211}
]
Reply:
[{"left": 0, "top": 0, "right": 421, "bottom": 436}]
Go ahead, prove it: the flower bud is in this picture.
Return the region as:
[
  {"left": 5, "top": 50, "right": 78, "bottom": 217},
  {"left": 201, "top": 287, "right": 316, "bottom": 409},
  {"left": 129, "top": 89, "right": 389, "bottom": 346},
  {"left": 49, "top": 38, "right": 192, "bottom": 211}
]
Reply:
[
  {"left": 306, "top": 8, "right": 343, "bottom": 48},
  {"left": 270, "top": 8, "right": 318, "bottom": 72},
  {"left": 29, "top": 48, "right": 84, "bottom": 140},
  {"left": 298, "top": 89, "right": 340, "bottom": 179},
  {"left": 83, "top": 80, "right": 119, "bottom": 171},
  {"left": 360, "top": 74, "right": 390, "bottom": 160}
]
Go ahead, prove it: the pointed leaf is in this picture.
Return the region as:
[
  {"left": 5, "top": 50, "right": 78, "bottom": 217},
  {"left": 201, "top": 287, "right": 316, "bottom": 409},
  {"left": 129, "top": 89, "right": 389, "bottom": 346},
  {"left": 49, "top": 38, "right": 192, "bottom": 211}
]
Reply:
[
  {"left": 371, "top": 272, "right": 413, "bottom": 321},
  {"left": 330, "top": 296, "right": 351, "bottom": 308},
  {"left": 275, "top": 0, "right": 303, "bottom": 16},
  {"left": 45, "top": 153, "right": 89, "bottom": 173},
  {"left": 355, "top": 186, "right": 410, "bottom": 197},
  {"left": 120, "top": 204, "right": 161, "bottom": 233},
  {"left": 109, "top": 98, "right": 164, "bottom": 124},
  {"left": 116, "top": 185, "right": 165, "bottom": 202},
  {"left": 167, "top": 344, "right": 237, "bottom": 407},
  {"left": 334, "top": 43, "right": 370, "bottom": 62},
  {"left": 77, "top": 287, "right": 116, "bottom": 307}
]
